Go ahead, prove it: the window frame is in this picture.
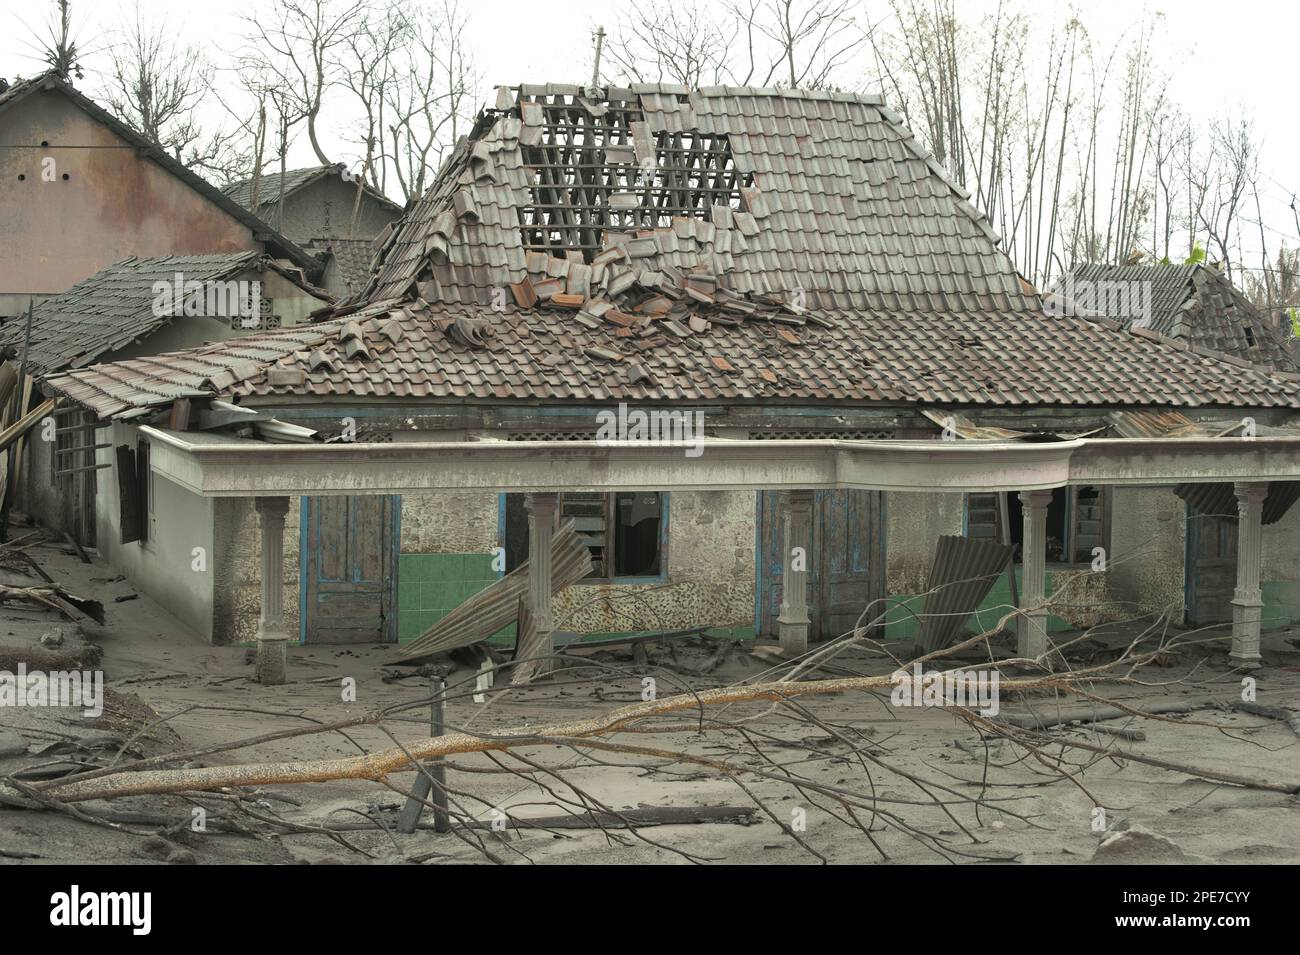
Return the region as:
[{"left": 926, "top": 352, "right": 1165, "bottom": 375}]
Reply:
[
  {"left": 500, "top": 492, "right": 671, "bottom": 585},
  {"left": 963, "top": 487, "right": 1111, "bottom": 570}
]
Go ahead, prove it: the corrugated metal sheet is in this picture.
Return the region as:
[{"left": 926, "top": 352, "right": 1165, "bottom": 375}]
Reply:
[
  {"left": 921, "top": 408, "right": 1026, "bottom": 440},
  {"left": 1107, "top": 409, "right": 1206, "bottom": 439},
  {"left": 915, "top": 535, "right": 1013, "bottom": 652},
  {"left": 1175, "top": 481, "right": 1300, "bottom": 525},
  {"left": 399, "top": 520, "right": 592, "bottom": 660}
]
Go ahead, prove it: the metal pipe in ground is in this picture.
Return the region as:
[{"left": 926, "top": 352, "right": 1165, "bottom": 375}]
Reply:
[{"left": 397, "top": 677, "right": 450, "bottom": 834}]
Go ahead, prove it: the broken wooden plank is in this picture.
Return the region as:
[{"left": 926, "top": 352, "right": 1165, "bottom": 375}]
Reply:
[
  {"left": 1233, "top": 701, "right": 1300, "bottom": 740},
  {"left": 0, "top": 398, "right": 54, "bottom": 454}
]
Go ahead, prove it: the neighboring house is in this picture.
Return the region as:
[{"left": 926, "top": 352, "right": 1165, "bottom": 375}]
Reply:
[
  {"left": 44, "top": 84, "right": 1300, "bottom": 684},
  {"left": 222, "top": 166, "right": 404, "bottom": 298},
  {"left": 1, "top": 252, "right": 331, "bottom": 547},
  {"left": 1054, "top": 263, "right": 1300, "bottom": 372},
  {"left": 0, "top": 71, "right": 321, "bottom": 320}
]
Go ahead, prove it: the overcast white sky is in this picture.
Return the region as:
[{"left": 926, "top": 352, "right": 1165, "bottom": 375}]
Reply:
[{"left": 2, "top": 0, "right": 1296, "bottom": 260}]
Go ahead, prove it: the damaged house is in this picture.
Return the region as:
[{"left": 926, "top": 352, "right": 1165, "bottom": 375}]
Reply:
[
  {"left": 35, "top": 83, "right": 1300, "bottom": 685},
  {"left": 1056, "top": 262, "right": 1300, "bottom": 372},
  {"left": 0, "top": 253, "right": 332, "bottom": 548}
]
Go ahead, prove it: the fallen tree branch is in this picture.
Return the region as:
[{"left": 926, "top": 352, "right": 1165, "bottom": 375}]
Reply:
[
  {"left": 481, "top": 804, "right": 760, "bottom": 830},
  {"left": 996, "top": 697, "right": 1222, "bottom": 732},
  {"left": 35, "top": 672, "right": 1039, "bottom": 802},
  {"left": 1233, "top": 701, "right": 1300, "bottom": 740}
]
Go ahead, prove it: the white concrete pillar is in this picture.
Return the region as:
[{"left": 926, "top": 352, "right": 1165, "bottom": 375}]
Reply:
[
  {"left": 518, "top": 492, "right": 558, "bottom": 679},
  {"left": 1017, "top": 490, "right": 1053, "bottom": 660},
  {"left": 1230, "top": 482, "right": 1268, "bottom": 669},
  {"left": 254, "top": 496, "right": 291, "bottom": 685},
  {"left": 777, "top": 489, "right": 814, "bottom": 655}
]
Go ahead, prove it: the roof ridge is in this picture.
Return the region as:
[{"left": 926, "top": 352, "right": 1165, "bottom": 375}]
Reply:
[{"left": 876, "top": 107, "right": 1001, "bottom": 247}]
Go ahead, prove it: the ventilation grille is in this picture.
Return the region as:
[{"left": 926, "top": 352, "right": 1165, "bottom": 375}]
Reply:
[
  {"left": 749, "top": 429, "right": 896, "bottom": 440},
  {"left": 509, "top": 430, "right": 600, "bottom": 441}
]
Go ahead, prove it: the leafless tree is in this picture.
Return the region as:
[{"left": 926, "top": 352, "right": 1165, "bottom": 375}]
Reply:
[
  {"left": 382, "top": 0, "right": 478, "bottom": 203},
  {"left": 241, "top": 0, "right": 370, "bottom": 168},
  {"left": 602, "top": 0, "right": 738, "bottom": 87},
  {"left": 103, "top": 4, "right": 216, "bottom": 167},
  {"left": 1195, "top": 115, "right": 1260, "bottom": 280},
  {"left": 339, "top": 1, "right": 410, "bottom": 197},
  {"left": 603, "top": 0, "right": 859, "bottom": 91}
]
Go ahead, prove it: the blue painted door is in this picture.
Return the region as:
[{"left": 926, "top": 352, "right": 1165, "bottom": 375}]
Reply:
[
  {"left": 302, "top": 495, "right": 401, "bottom": 643},
  {"left": 756, "top": 490, "right": 885, "bottom": 641},
  {"left": 1185, "top": 506, "right": 1236, "bottom": 627}
]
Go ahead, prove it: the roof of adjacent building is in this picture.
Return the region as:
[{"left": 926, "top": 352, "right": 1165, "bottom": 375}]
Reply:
[
  {"left": 306, "top": 236, "right": 380, "bottom": 296},
  {"left": 222, "top": 165, "right": 404, "bottom": 217},
  {"left": 0, "top": 253, "right": 329, "bottom": 378},
  {"left": 44, "top": 83, "right": 1300, "bottom": 418},
  {"left": 1060, "top": 263, "right": 1300, "bottom": 372},
  {"left": 0, "top": 72, "right": 323, "bottom": 278}
]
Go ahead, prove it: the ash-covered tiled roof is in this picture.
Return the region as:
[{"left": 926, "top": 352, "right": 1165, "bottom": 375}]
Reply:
[
  {"left": 222, "top": 165, "right": 403, "bottom": 216},
  {"left": 365, "top": 84, "right": 1026, "bottom": 313},
  {"left": 45, "top": 295, "right": 1300, "bottom": 419},
  {"left": 0, "top": 253, "right": 294, "bottom": 377},
  {"left": 222, "top": 167, "right": 334, "bottom": 209},
  {"left": 1063, "top": 263, "right": 1300, "bottom": 372},
  {"left": 307, "top": 237, "right": 380, "bottom": 296},
  {"left": 42, "top": 84, "right": 1300, "bottom": 418}
]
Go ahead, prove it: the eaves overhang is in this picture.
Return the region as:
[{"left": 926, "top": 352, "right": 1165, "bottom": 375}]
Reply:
[{"left": 136, "top": 429, "right": 1300, "bottom": 498}]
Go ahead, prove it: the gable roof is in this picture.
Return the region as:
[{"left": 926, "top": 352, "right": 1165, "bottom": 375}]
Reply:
[
  {"left": 1061, "top": 263, "right": 1300, "bottom": 372},
  {"left": 0, "top": 72, "right": 324, "bottom": 278},
  {"left": 222, "top": 164, "right": 404, "bottom": 217},
  {"left": 44, "top": 83, "right": 1300, "bottom": 419},
  {"left": 0, "top": 253, "right": 329, "bottom": 378}
]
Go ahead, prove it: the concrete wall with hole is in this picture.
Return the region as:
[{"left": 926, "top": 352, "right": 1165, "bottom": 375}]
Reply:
[{"left": 0, "top": 89, "right": 259, "bottom": 314}]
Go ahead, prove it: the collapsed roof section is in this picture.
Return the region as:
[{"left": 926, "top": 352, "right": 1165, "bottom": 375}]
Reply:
[
  {"left": 363, "top": 83, "right": 1031, "bottom": 316},
  {"left": 1059, "top": 263, "right": 1300, "bottom": 373}
]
